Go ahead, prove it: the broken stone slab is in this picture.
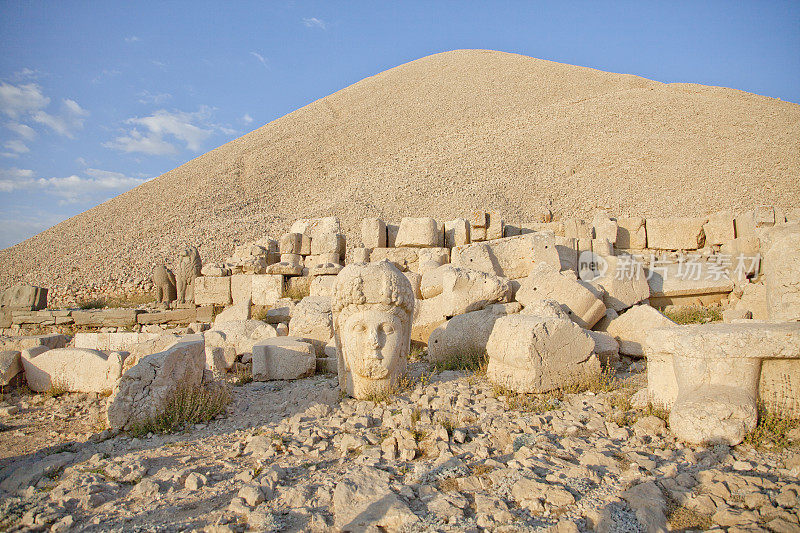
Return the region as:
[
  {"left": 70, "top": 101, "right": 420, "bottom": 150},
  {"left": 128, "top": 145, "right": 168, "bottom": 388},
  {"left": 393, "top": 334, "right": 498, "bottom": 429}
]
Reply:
[
  {"left": 486, "top": 314, "right": 600, "bottom": 393},
  {"left": 586, "top": 330, "right": 620, "bottom": 367},
  {"left": 21, "top": 347, "right": 125, "bottom": 393},
  {"left": 333, "top": 466, "right": 419, "bottom": 531},
  {"left": 369, "top": 247, "right": 419, "bottom": 272},
  {"left": 703, "top": 210, "right": 736, "bottom": 246},
  {"left": 279, "top": 232, "right": 304, "bottom": 255},
  {"left": 0, "top": 283, "right": 48, "bottom": 311},
  {"left": 193, "top": 276, "right": 232, "bottom": 306},
  {"left": 10, "top": 309, "right": 74, "bottom": 326},
  {"left": 251, "top": 337, "right": 316, "bottom": 381},
  {"left": 0, "top": 333, "right": 67, "bottom": 352},
  {"left": 450, "top": 233, "right": 561, "bottom": 280},
  {"left": 427, "top": 303, "right": 521, "bottom": 364},
  {"left": 310, "top": 233, "right": 346, "bottom": 259},
  {"left": 136, "top": 308, "right": 197, "bottom": 325},
  {"left": 592, "top": 211, "right": 618, "bottom": 245},
  {"left": 590, "top": 255, "right": 651, "bottom": 312},
  {"left": 0, "top": 350, "right": 21, "bottom": 385},
  {"left": 74, "top": 332, "right": 162, "bottom": 351},
  {"left": 266, "top": 261, "right": 304, "bottom": 276},
  {"left": 644, "top": 322, "right": 800, "bottom": 443},
  {"left": 206, "top": 320, "right": 277, "bottom": 370},
  {"left": 251, "top": 274, "right": 284, "bottom": 306},
  {"left": 486, "top": 211, "right": 505, "bottom": 240},
  {"left": 106, "top": 335, "right": 205, "bottom": 430},
  {"left": 516, "top": 263, "right": 606, "bottom": 329},
  {"left": 72, "top": 308, "right": 142, "bottom": 328},
  {"left": 288, "top": 296, "right": 333, "bottom": 355},
  {"left": 229, "top": 273, "right": 253, "bottom": 305},
  {"left": 646, "top": 262, "right": 733, "bottom": 307},
  {"left": 645, "top": 217, "right": 706, "bottom": 250},
  {"left": 764, "top": 231, "right": 800, "bottom": 321},
  {"left": 604, "top": 304, "right": 675, "bottom": 357},
  {"left": 290, "top": 216, "right": 341, "bottom": 238},
  {"left": 615, "top": 217, "right": 647, "bottom": 249},
  {"left": 310, "top": 275, "right": 337, "bottom": 298},
  {"left": 213, "top": 302, "right": 251, "bottom": 324}
]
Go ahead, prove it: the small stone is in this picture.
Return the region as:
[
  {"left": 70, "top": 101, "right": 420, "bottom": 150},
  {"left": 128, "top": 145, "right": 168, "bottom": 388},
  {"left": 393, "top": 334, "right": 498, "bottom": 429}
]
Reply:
[
  {"left": 238, "top": 484, "right": 264, "bottom": 507},
  {"left": 185, "top": 472, "right": 207, "bottom": 491}
]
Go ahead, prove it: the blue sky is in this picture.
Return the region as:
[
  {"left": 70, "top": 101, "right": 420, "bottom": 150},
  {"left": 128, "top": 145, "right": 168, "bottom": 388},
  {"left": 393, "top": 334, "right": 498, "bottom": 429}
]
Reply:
[{"left": 1, "top": 1, "right": 798, "bottom": 249}]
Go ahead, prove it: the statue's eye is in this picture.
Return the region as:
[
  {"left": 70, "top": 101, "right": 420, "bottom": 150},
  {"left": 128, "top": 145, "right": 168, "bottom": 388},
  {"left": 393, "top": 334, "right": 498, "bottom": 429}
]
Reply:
[
  {"left": 353, "top": 323, "right": 366, "bottom": 333},
  {"left": 382, "top": 324, "right": 395, "bottom": 334}
]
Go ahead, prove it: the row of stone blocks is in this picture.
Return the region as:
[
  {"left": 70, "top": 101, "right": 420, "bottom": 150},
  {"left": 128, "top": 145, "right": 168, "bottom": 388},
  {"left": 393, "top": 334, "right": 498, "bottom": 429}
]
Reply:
[
  {"left": 1, "top": 307, "right": 214, "bottom": 329},
  {"left": 359, "top": 206, "right": 794, "bottom": 252}
]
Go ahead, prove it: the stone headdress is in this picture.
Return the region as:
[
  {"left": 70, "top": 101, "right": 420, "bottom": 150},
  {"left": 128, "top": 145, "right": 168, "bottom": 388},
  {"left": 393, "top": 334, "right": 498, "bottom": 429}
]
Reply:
[{"left": 331, "top": 260, "right": 415, "bottom": 322}]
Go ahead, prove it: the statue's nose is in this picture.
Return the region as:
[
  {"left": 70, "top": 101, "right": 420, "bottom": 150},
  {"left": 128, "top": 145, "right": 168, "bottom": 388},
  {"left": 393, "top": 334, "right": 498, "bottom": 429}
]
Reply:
[{"left": 367, "top": 330, "right": 381, "bottom": 349}]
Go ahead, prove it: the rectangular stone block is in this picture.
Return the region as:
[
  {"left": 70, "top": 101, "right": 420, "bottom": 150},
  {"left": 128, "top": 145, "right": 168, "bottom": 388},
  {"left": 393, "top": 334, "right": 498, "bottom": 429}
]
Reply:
[
  {"left": 252, "top": 337, "right": 316, "bottom": 381},
  {"left": 279, "top": 232, "right": 303, "bottom": 254},
  {"left": 616, "top": 217, "right": 647, "bottom": 249},
  {"left": 136, "top": 308, "right": 197, "bottom": 325},
  {"left": 396, "top": 217, "right": 439, "bottom": 248},
  {"left": 471, "top": 226, "right": 487, "bottom": 242},
  {"left": 646, "top": 262, "right": 734, "bottom": 298},
  {"left": 703, "top": 210, "right": 735, "bottom": 246},
  {"left": 563, "top": 219, "right": 592, "bottom": 240},
  {"left": 194, "top": 276, "right": 232, "bottom": 306},
  {"left": 230, "top": 274, "right": 253, "bottom": 305},
  {"left": 0, "top": 284, "right": 48, "bottom": 311},
  {"left": 251, "top": 274, "right": 284, "bottom": 306},
  {"left": 645, "top": 217, "right": 705, "bottom": 250},
  {"left": 369, "top": 247, "right": 420, "bottom": 272},
  {"left": 386, "top": 223, "right": 400, "bottom": 247},
  {"left": 72, "top": 308, "right": 141, "bottom": 328},
  {"left": 486, "top": 212, "right": 505, "bottom": 240},
  {"left": 470, "top": 211, "right": 488, "bottom": 228},
  {"left": 361, "top": 218, "right": 387, "bottom": 248},
  {"left": 310, "top": 233, "right": 346, "bottom": 257}
]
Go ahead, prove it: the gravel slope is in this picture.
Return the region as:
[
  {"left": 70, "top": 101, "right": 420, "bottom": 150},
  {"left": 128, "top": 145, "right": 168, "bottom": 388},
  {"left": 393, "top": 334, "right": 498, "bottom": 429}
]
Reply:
[{"left": 1, "top": 49, "right": 798, "bottom": 289}]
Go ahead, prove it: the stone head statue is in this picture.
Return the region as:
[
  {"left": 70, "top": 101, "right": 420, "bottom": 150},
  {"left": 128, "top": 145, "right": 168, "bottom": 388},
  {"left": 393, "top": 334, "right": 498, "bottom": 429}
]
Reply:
[{"left": 332, "top": 260, "right": 415, "bottom": 399}]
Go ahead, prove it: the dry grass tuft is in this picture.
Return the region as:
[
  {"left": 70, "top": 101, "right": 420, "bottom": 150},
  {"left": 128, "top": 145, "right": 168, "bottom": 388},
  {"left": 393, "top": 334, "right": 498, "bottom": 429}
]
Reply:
[
  {"left": 44, "top": 378, "right": 70, "bottom": 398},
  {"left": 666, "top": 500, "right": 712, "bottom": 531},
  {"left": 663, "top": 305, "right": 723, "bottom": 325},
  {"left": 127, "top": 382, "right": 232, "bottom": 437},
  {"left": 744, "top": 404, "right": 800, "bottom": 449},
  {"left": 432, "top": 350, "right": 489, "bottom": 375}
]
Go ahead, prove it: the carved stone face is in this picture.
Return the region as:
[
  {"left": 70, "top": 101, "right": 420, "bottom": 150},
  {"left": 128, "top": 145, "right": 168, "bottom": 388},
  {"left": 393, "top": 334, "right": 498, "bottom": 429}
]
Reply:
[{"left": 340, "top": 309, "right": 405, "bottom": 397}]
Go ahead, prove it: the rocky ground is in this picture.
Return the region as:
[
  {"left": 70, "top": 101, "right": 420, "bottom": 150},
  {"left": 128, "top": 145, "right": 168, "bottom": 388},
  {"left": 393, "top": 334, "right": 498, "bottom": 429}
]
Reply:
[{"left": 1, "top": 358, "right": 799, "bottom": 533}]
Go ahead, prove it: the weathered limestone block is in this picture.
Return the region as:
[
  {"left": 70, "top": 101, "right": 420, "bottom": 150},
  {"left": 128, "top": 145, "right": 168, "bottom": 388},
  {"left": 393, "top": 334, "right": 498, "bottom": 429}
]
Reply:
[
  {"left": 310, "top": 275, "right": 338, "bottom": 298},
  {"left": 310, "top": 233, "right": 346, "bottom": 258},
  {"left": 486, "top": 211, "right": 504, "bottom": 240},
  {"left": 586, "top": 330, "right": 620, "bottom": 366},
  {"left": 418, "top": 247, "right": 450, "bottom": 268},
  {"left": 471, "top": 226, "right": 487, "bottom": 242},
  {"left": 645, "top": 217, "right": 705, "bottom": 250},
  {"left": 403, "top": 271, "right": 422, "bottom": 299},
  {"left": 151, "top": 265, "right": 176, "bottom": 304},
  {"left": 615, "top": 217, "right": 647, "bottom": 249},
  {"left": 285, "top": 275, "right": 314, "bottom": 298},
  {"left": 450, "top": 233, "right": 561, "bottom": 280},
  {"left": 764, "top": 232, "right": 800, "bottom": 321},
  {"left": 332, "top": 261, "right": 414, "bottom": 399},
  {"left": 420, "top": 264, "right": 448, "bottom": 299},
  {"left": 721, "top": 236, "right": 761, "bottom": 280},
  {"left": 516, "top": 263, "right": 606, "bottom": 329},
  {"left": 193, "top": 276, "right": 232, "bottom": 306},
  {"left": 644, "top": 323, "right": 800, "bottom": 444},
  {"left": 564, "top": 219, "right": 592, "bottom": 240},
  {"left": 266, "top": 261, "right": 303, "bottom": 276},
  {"left": 251, "top": 337, "right": 316, "bottom": 381},
  {"left": 333, "top": 467, "right": 419, "bottom": 531},
  {"left": 592, "top": 255, "right": 650, "bottom": 312},
  {"left": 734, "top": 210, "right": 757, "bottom": 240},
  {"left": 72, "top": 309, "right": 141, "bottom": 328},
  {"left": 208, "top": 320, "right": 277, "bottom": 361},
  {"left": 229, "top": 274, "right": 252, "bottom": 306},
  {"left": 760, "top": 359, "right": 800, "bottom": 419},
  {"left": 444, "top": 219, "right": 470, "bottom": 247},
  {"left": 395, "top": 217, "right": 439, "bottom": 248},
  {"left": 137, "top": 308, "right": 197, "bottom": 325},
  {"left": 427, "top": 303, "right": 521, "bottom": 363},
  {"left": 22, "top": 348, "right": 125, "bottom": 393},
  {"left": 703, "top": 210, "right": 735, "bottom": 246},
  {"left": 754, "top": 205, "right": 777, "bottom": 227},
  {"left": 734, "top": 283, "right": 768, "bottom": 319},
  {"left": 470, "top": 211, "right": 488, "bottom": 229},
  {"left": 605, "top": 304, "right": 675, "bottom": 357},
  {"left": 386, "top": 223, "right": 400, "bottom": 247},
  {"left": 592, "top": 211, "right": 618, "bottom": 245},
  {"left": 106, "top": 336, "right": 205, "bottom": 430},
  {"left": 251, "top": 274, "right": 283, "bottom": 306},
  {"left": 291, "top": 216, "right": 341, "bottom": 238},
  {"left": 440, "top": 266, "right": 512, "bottom": 316},
  {"left": 361, "top": 218, "right": 387, "bottom": 249},
  {"left": 369, "top": 247, "right": 419, "bottom": 272},
  {"left": 200, "top": 263, "right": 231, "bottom": 277},
  {"left": 288, "top": 296, "right": 333, "bottom": 355},
  {"left": 0, "top": 333, "right": 67, "bottom": 352},
  {"left": 519, "top": 298, "right": 570, "bottom": 319},
  {"left": 592, "top": 238, "right": 614, "bottom": 257},
  {"left": 554, "top": 236, "right": 578, "bottom": 272},
  {"left": 0, "top": 283, "right": 48, "bottom": 311},
  {"left": 74, "top": 332, "right": 162, "bottom": 351},
  {"left": 212, "top": 302, "right": 251, "bottom": 323},
  {"left": 1, "top": 350, "right": 22, "bottom": 385},
  {"left": 646, "top": 262, "right": 733, "bottom": 306},
  {"left": 279, "top": 233, "right": 304, "bottom": 255},
  {"left": 309, "top": 263, "right": 343, "bottom": 276},
  {"left": 280, "top": 253, "right": 303, "bottom": 265},
  {"left": 347, "top": 247, "right": 370, "bottom": 264},
  {"left": 486, "top": 315, "right": 600, "bottom": 393}
]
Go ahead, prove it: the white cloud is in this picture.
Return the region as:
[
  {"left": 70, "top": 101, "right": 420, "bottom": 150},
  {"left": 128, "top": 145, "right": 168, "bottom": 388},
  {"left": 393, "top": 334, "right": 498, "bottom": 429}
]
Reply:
[
  {"left": 0, "top": 166, "right": 150, "bottom": 202},
  {"left": 250, "top": 51, "right": 268, "bottom": 69},
  {"left": 302, "top": 17, "right": 327, "bottom": 29},
  {"left": 0, "top": 167, "right": 35, "bottom": 191},
  {"left": 6, "top": 121, "right": 36, "bottom": 140},
  {"left": 242, "top": 113, "right": 253, "bottom": 124},
  {"left": 8, "top": 68, "right": 39, "bottom": 82},
  {"left": 125, "top": 36, "right": 140, "bottom": 43},
  {"left": 105, "top": 108, "right": 216, "bottom": 155},
  {"left": 2, "top": 140, "right": 30, "bottom": 157},
  {"left": 32, "top": 98, "right": 89, "bottom": 138},
  {"left": 137, "top": 90, "right": 172, "bottom": 105},
  {"left": 0, "top": 82, "right": 50, "bottom": 119}
]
